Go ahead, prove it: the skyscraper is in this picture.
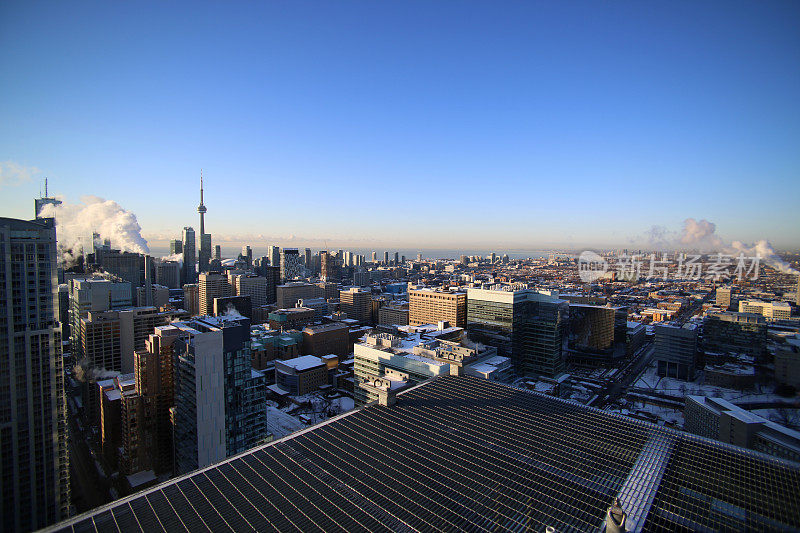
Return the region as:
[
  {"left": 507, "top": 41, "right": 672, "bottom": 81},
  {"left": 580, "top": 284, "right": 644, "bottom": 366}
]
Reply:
[
  {"left": 241, "top": 245, "right": 252, "bottom": 269},
  {"left": 198, "top": 272, "right": 232, "bottom": 316},
  {"left": 280, "top": 248, "right": 302, "bottom": 281},
  {"left": 33, "top": 178, "right": 62, "bottom": 218},
  {"left": 467, "top": 286, "right": 568, "bottom": 377},
  {"left": 0, "top": 217, "right": 69, "bottom": 530},
  {"left": 182, "top": 226, "right": 196, "bottom": 284},
  {"left": 169, "top": 239, "right": 183, "bottom": 255},
  {"left": 268, "top": 245, "right": 280, "bottom": 267},
  {"left": 383, "top": 251, "right": 389, "bottom": 265},
  {"left": 172, "top": 316, "right": 267, "bottom": 474},
  {"left": 197, "top": 172, "right": 211, "bottom": 274},
  {"left": 304, "top": 248, "right": 312, "bottom": 267}
]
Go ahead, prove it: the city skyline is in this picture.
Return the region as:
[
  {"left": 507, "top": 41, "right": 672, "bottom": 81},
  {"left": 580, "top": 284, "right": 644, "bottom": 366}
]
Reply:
[{"left": 2, "top": 2, "right": 800, "bottom": 249}]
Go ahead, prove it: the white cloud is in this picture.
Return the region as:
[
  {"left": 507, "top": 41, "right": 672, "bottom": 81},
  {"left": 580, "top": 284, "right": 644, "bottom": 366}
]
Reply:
[{"left": 0, "top": 161, "right": 40, "bottom": 188}]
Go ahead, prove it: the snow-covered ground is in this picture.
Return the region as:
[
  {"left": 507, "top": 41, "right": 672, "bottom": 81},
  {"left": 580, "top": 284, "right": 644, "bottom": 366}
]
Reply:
[
  {"left": 266, "top": 393, "right": 357, "bottom": 439},
  {"left": 634, "top": 362, "right": 781, "bottom": 404}
]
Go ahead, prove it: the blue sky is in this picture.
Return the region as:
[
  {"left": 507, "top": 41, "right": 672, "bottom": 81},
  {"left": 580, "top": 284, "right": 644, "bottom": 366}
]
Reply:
[{"left": 1, "top": 1, "right": 799, "bottom": 251}]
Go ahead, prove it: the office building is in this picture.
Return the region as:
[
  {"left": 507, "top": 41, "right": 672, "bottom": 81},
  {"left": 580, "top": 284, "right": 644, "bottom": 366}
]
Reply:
[
  {"left": 703, "top": 311, "right": 767, "bottom": 359},
  {"left": 276, "top": 281, "right": 318, "bottom": 309},
  {"left": 268, "top": 307, "right": 316, "bottom": 331},
  {"left": 232, "top": 274, "right": 268, "bottom": 307},
  {"left": 565, "top": 304, "right": 627, "bottom": 367},
  {"left": 214, "top": 245, "right": 221, "bottom": 261},
  {"left": 241, "top": 245, "right": 253, "bottom": 269},
  {"left": 198, "top": 271, "right": 232, "bottom": 316},
  {"left": 775, "top": 346, "right": 800, "bottom": 388},
  {"left": 304, "top": 248, "right": 312, "bottom": 268},
  {"left": 340, "top": 287, "right": 371, "bottom": 323},
  {"left": 274, "top": 355, "right": 330, "bottom": 395},
  {"left": 155, "top": 259, "right": 180, "bottom": 289},
  {"left": 716, "top": 287, "right": 732, "bottom": 310},
  {"left": 383, "top": 251, "right": 389, "bottom": 265},
  {"left": 213, "top": 295, "right": 252, "bottom": 319},
  {"left": 409, "top": 287, "right": 467, "bottom": 328},
  {"left": 182, "top": 226, "right": 196, "bottom": 284},
  {"left": 280, "top": 248, "right": 302, "bottom": 281},
  {"left": 738, "top": 299, "right": 792, "bottom": 321},
  {"left": 394, "top": 251, "right": 399, "bottom": 265},
  {"left": 301, "top": 323, "right": 349, "bottom": 357},
  {"left": 653, "top": 323, "right": 698, "bottom": 380},
  {"left": 68, "top": 277, "right": 132, "bottom": 359},
  {"left": 685, "top": 396, "right": 800, "bottom": 463},
  {"left": 182, "top": 283, "right": 199, "bottom": 316},
  {"left": 320, "top": 250, "right": 340, "bottom": 282},
  {"left": 34, "top": 180, "right": 62, "bottom": 219},
  {"left": 467, "top": 286, "right": 567, "bottom": 377},
  {"left": 169, "top": 239, "right": 182, "bottom": 255},
  {"left": 172, "top": 316, "right": 267, "bottom": 475},
  {"left": 0, "top": 217, "right": 69, "bottom": 530},
  {"left": 796, "top": 274, "right": 800, "bottom": 306},
  {"left": 378, "top": 303, "right": 410, "bottom": 326},
  {"left": 95, "top": 249, "right": 143, "bottom": 288},
  {"left": 268, "top": 245, "right": 280, "bottom": 267},
  {"left": 136, "top": 284, "right": 170, "bottom": 308},
  {"left": 51, "top": 374, "right": 800, "bottom": 533}
]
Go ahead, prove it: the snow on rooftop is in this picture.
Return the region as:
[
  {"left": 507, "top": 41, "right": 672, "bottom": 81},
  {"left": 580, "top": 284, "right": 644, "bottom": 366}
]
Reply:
[{"left": 279, "top": 355, "right": 325, "bottom": 371}]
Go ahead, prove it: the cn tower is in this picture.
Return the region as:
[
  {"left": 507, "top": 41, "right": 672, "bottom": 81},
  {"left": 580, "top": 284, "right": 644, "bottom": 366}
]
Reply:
[{"left": 198, "top": 170, "right": 207, "bottom": 235}]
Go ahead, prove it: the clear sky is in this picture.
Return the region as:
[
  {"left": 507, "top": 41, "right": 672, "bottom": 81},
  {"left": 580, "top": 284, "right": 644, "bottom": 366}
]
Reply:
[{"left": 1, "top": 1, "right": 799, "bottom": 251}]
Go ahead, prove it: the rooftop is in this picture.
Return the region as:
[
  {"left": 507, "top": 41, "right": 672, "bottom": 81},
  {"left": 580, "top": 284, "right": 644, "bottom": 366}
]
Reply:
[{"left": 49, "top": 376, "right": 800, "bottom": 532}]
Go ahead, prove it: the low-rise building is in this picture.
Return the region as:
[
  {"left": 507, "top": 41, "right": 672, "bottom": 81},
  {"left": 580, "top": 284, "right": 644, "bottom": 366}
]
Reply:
[
  {"left": 739, "top": 300, "right": 792, "bottom": 321},
  {"left": 274, "top": 355, "right": 331, "bottom": 395}
]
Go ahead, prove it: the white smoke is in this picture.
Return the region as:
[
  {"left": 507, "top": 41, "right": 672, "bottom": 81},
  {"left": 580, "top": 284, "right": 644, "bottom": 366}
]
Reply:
[
  {"left": 72, "top": 358, "right": 120, "bottom": 383},
  {"left": 160, "top": 253, "right": 184, "bottom": 266},
  {"left": 640, "top": 218, "right": 797, "bottom": 275},
  {"left": 38, "top": 195, "right": 149, "bottom": 264}
]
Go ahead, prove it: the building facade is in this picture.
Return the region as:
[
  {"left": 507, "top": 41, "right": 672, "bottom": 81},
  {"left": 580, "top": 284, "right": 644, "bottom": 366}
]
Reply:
[
  {"left": 0, "top": 217, "right": 69, "bottom": 530},
  {"left": 408, "top": 288, "right": 467, "bottom": 327}
]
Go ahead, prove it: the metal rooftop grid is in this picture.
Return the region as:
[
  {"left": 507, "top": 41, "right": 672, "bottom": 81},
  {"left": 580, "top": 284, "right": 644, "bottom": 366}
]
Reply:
[{"left": 48, "top": 376, "right": 800, "bottom": 532}]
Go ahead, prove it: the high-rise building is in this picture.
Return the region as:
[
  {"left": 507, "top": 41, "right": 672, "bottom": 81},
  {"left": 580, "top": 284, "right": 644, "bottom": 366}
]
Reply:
[
  {"left": 796, "top": 275, "right": 800, "bottom": 306},
  {"left": 172, "top": 316, "right": 268, "bottom": 474},
  {"left": 68, "top": 277, "right": 132, "bottom": 360},
  {"left": 409, "top": 287, "right": 467, "bottom": 327},
  {"left": 232, "top": 274, "right": 268, "bottom": 307},
  {"left": 417, "top": 252, "right": 423, "bottom": 262},
  {"left": 703, "top": 311, "right": 767, "bottom": 359},
  {"left": 276, "top": 281, "right": 318, "bottom": 309},
  {"left": 182, "top": 226, "right": 196, "bottom": 284},
  {"left": 0, "top": 217, "right": 69, "bottom": 530},
  {"left": 716, "top": 287, "right": 732, "bottom": 309},
  {"left": 320, "top": 250, "right": 340, "bottom": 282},
  {"left": 304, "top": 248, "right": 312, "bottom": 267},
  {"left": 155, "top": 259, "right": 180, "bottom": 289},
  {"left": 214, "top": 244, "right": 221, "bottom": 261},
  {"left": 280, "top": 248, "right": 302, "bottom": 281},
  {"left": 268, "top": 245, "right": 280, "bottom": 267},
  {"left": 169, "top": 239, "right": 183, "bottom": 255},
  {"left": 654, "top": 323, "right": 698, "bottom": 380},
  {"left": 241, "top": 245, "right": 253, "bottom": 269},
  {"left": 198, "top": 272, "right": 232, "bottom": 316},
  {"left": 197, "top": 172, "right": 211, "bottom": 274},
  {"left": 467, "top": 286, "right": 567, "bottom": 377},
  {"left": 34, "top": 178, "right": 63, "bottom": 219},
  {"left": 340, "top": 287, "right": 371, "bottom": 323},
  {"left": 95, "top": 249, "right": 144, "bottom": 287},
  {"left": 182, "top": 283, "right": 199, "bottom": 316},
  {"left": 371, "top": 251, "right": 377, "bottom": 263},
  {"left": 394, "top": 251, "right": 399, "bottom": 265}
]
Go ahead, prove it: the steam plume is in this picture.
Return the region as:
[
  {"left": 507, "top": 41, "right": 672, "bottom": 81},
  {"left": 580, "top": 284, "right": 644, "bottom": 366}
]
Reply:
[{"left": 38, "top": 195, "right": 149, "bottom": 264}]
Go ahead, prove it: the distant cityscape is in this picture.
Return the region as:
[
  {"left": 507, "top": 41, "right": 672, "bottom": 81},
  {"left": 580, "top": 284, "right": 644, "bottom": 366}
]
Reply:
[{"left": 2, "top": 177, "right": 800, "bottom": 531}]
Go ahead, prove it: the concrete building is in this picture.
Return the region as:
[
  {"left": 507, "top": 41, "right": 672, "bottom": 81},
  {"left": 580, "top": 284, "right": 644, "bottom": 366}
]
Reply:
[
  {"left": 182, "top": 283, "right": 199, "bottom": 316},
  {"left": 68, "top": 277, "right": 132, "bottom": 359},
  {"left": 95, "top": 249, "right": 144, "bottom": 288},
  {"left": 738, "top": 299, "right": 792, "bottom": 321},
  {"left": 467, "top": 286, "right": 567, "bottom": 377},
  {"left": 155, "top": 259, "right": 180, "bottom": 289},
  {"left": 340, "top": 287, "right": 371, "bottom": 324},
  {"left": 775, "top": 345, "right": 800, "bottom": 388},
  {"left": 136, "top": 284, "right": 170, "bottom": 308},
  {"left": 268, "top": 245, "right": 281, "bottom": 268},
  {"left": 320, "top": 250, "right": 340, "bottom": 282},
  {"left": 378, "top": 303, "right": 410, "bottom": 327},
  {"left": 0, "top": 217, "right": 69, "bottom": 530},
  {"left": 296, "top": 297, "right": 328, "bottom": 319},
  {"left": 274, "top": 355, "right": 330, "bottom": 396},
  {"left": 716, "top": 287, "right": 732, "bottom": 310},
  {"left": 169, "top": 239, "right": 182, "bottom": 255},
  {"left": 276, "top": 282, "right": 318, "bottom": 309},
  {"left": 409, "top": 287, "right": 467, "bottom": 327},
  {"left": 301, "top": 323, "right": 349, "bottom": 357},
  {"left": 198, "top": 271, "right": 232, "bottom": 316},
  {"left": 232, "top": 274, "right": 268, "bottom": 307},
  {"left": 280, "top": 248, "right": 302, "bottom": 281},
  {"left": 653, "top": 323, "right": 698, "bottom": 381},
  {"left": 685, "top": 396, "right": 800, "bottom": 463},
  {"left": 172, "top": 316, "right": 268, "bottom": 474},
  {"left": 268, "top": 307, "right": 316, "bottom": 331}
]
